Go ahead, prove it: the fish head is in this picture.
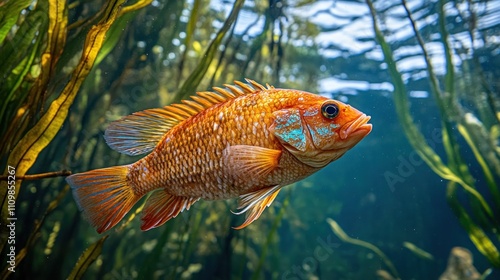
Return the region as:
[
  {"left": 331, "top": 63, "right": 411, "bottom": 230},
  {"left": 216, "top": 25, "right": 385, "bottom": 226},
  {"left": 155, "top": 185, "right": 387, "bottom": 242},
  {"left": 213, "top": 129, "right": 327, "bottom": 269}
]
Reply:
[{"left": 271, "top": 93, "right": 372, "bottom": 167}]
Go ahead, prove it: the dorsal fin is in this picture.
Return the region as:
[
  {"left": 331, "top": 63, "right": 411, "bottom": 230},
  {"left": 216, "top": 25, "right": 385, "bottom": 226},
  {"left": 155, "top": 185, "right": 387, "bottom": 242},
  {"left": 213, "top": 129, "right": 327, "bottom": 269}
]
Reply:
[
  {"left": 104, "top": 79, "right": 273, "bottom": 155},
  {"left": 104, "top": 108, "right": 181, "bottom": 156}
]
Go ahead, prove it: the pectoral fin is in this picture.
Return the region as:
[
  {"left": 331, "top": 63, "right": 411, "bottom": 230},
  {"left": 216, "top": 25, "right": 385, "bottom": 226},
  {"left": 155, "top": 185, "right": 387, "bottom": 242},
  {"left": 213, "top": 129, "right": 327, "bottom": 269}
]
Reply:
[
  {"left": 223, "top": 145, "right": 281, "bottom": 178},
  {"left": 232, "top": 185, "right": 281, "bottom": 229}
]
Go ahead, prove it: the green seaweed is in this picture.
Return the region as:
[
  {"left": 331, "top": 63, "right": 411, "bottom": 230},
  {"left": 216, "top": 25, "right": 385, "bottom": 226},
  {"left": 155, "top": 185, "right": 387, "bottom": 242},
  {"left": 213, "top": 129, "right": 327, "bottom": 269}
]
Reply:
[
  {"left": 0, "top": 185, "right": 69, "bottom": 279},
  {"left": 0, "top": 0, "right": 33, "bottom": 43},
  {"left": 327, "top": 218, "right": 400, "bottom": 279},
  {"left": 0, "top": 0, "right": 126, "bottom": 249},
  {"left": 175, "top": 0, "right": 245, "bottom": 101},
  {"left": 4, "top": 1, "right": 495, "bottom": 279},
  {"left": 366, "top": 0, "right": 500, "bottom": 267},
  {"left": 251, "top": 190, "right": 290, "bottom": 280},
  {"left": 67, "top": 235, "right": 108, "bottom": 279},
  {"left": 402, "top": 242, "right": 434, "bottom": 261}
]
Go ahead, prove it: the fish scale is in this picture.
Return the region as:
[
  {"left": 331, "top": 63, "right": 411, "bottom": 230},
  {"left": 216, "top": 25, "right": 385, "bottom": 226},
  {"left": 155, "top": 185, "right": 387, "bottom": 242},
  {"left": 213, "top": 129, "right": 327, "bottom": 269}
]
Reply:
[
  {"left": 132, "top": 91, "right": 289, "bottom": 198},
  {"left": 66, "top": 79, "right": 372, "bottom": 233}
]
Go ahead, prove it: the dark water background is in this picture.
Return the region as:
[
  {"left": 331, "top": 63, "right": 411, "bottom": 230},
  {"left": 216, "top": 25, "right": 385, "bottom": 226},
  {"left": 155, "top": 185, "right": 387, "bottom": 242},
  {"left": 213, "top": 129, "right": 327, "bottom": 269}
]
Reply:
[{"left": 0, "top": 0, "right": 499, "bottom": 279}]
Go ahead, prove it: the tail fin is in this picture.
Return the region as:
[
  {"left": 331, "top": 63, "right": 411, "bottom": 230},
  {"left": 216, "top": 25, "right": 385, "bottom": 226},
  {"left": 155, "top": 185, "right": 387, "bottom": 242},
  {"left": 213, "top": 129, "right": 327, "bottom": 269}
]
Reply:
[{"left": 66, "top": 165, "right": 140, "bottom": 233}]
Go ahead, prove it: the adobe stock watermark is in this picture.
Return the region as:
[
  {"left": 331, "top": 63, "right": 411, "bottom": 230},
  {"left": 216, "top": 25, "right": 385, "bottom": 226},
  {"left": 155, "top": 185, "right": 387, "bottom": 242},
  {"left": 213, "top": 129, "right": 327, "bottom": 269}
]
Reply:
[
  {"left": 384, "top": 128, "right": 442, "bottom": 192},
  {"left": 6, "top": 165, "right": 17, "bottom": 273},
  {"left": 281, "top": 234, "right": 340, "bottom": 279}
]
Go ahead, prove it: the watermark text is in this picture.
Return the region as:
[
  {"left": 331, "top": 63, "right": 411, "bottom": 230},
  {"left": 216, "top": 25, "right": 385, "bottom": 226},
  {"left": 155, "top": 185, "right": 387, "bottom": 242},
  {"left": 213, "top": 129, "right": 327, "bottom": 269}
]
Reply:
[{"left": 6, "top": 165, "right": 17, "bottom": 273}]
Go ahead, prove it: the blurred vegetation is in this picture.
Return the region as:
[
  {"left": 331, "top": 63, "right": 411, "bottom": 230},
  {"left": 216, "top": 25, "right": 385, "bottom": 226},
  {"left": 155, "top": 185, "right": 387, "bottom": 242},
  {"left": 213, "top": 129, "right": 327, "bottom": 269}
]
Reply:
[
  {"left": 0, "top": 0, "right": 499, "bottom": 279},
  {"left": 0, "top": 0, "right": 327, "bottom": 279},
  {"left": 367, "top": 0, "right": 500, "bottom": 268}
]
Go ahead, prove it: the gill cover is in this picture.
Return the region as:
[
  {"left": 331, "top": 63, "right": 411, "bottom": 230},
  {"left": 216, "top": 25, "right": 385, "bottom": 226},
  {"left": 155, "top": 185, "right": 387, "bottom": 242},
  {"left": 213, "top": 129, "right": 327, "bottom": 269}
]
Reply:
[
  {"left": 271, "top": 104, "right": 344, "bottom": 168},
  {"left": 271, "top": 108, "right": 308, "bottom": 152}
]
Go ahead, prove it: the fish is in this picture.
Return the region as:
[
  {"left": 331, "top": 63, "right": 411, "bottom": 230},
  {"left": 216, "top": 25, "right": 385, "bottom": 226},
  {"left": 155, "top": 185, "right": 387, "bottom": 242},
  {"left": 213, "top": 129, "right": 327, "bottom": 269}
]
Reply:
[{"left": 66, "top": 79, "right": 372, "bottom": 233}]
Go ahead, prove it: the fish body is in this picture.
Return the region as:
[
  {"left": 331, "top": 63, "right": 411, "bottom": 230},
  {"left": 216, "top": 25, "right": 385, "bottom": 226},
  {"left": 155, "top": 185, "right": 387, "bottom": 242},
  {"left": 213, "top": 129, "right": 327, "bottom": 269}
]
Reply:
[{"left": 66, "top": 80, "right": 372, "bottom": 233}]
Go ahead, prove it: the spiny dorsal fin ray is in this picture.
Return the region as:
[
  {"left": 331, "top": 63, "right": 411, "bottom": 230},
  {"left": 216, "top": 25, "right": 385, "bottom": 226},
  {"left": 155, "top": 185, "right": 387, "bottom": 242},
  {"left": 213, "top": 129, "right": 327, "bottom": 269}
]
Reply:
[
  {"left": 190, "top": 95, "right": 214, "bottom": 108},
  {"left": 197, "top": 91, "right": 224, "bottom": 103},
  {"left": 213, "top": 86, "right": 239, "bottom": 98},
  {"left": 171, "top": 103, "right": 199, "bottom": 115},
  {"left": 104, "top": 80, "right": 272, "bottom": 156},
  {"left": 181, "top": 99, "right": 205, "bottom": 112},
  {"left": 234, "top": 80, "right": 255, "bottom": 93},
  {"left": 171, "top": 79, "right": 272, "bottom": 120}
]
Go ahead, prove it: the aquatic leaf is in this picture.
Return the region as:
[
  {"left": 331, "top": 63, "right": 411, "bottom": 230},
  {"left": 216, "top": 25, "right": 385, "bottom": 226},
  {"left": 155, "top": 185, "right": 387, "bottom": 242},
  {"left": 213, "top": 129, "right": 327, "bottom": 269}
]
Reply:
[
  {"left": 175, "top": 0, "right": 245, "bottom": 102},
  {"left": 405, "top": 0, "right": 500, "bottom": 228},
  {"left": 34, "top": 0, "right": 68, "bottom": 85},
  {"left": 402, "top": 242, "right": 433, "bottom": 261},
  {"left": 180, "top": 205, "right": 205, "bottom": 267},
  {"left": 0, "top": 0, "right": 33, "bottom": 43},
  {"left": 177, "top": 0, "right": 202, "bottom": 84},
  {"left": 67, "top": 235, "right": 109, "bottom": 280},
  {"left": 0, "top": 185, "right": 69, "bottom": 279},
  {"left": 0, "top": 0, "right": 127, "bottom": 251},
  {"left": 119, "top": 0, "right": 153, "bottom": 15},
  {"left": 480, "top": 268, "right": 493, "bottom": 280},
  {"left": 366, "top": 0, "right": 493, "bottom": 218},
  {"left": 402, "top": 0, "right": 465, "bottom": 179},
  {"left": 0, "top": 38, "right": 41, "bottom": 131},
  {"left": 0, "top": 8, "right": 45, "bottom": 130},
  {"left": 1, "top": 0, "right": 61, "bottom": 150},
  {"left": 327, "top": 218, "right": 400, "bottom": 279},
  {"left": 96, "top": 0, "right": 154, "bottom": 66},
  {"left": 367, "top": 0, "right": 500, "bottom": 267},
  {"left": 138, "top": 216, "right": 174, "bottom": 278},
  {"left": 458, "top": 124, "right": 500, "bottom": 207},
  {"left": 95, "top": 14, "right": 133, "bottom": 67},
  {"left": 438, "top": 0, "right": 455, "bottom": 100},
  {"left": 251, "top": 190, "right": 290, "bottom": 280},
  {"left": 447, "top": 182, "right": 500, "bottom": 267}
]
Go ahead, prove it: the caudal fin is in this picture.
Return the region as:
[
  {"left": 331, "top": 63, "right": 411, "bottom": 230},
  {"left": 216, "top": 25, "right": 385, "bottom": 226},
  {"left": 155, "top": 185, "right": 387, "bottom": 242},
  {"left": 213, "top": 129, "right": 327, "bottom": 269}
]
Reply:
[{"left": 66, "top": 165, "right": 140, "bottom": 233}]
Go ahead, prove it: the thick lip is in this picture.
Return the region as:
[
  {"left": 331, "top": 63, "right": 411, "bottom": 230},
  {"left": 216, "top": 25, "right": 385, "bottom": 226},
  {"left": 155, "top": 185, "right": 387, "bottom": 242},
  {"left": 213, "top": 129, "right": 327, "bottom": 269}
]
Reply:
[{"left": 340, "top": 114, "right": 372, "bottom": 140}]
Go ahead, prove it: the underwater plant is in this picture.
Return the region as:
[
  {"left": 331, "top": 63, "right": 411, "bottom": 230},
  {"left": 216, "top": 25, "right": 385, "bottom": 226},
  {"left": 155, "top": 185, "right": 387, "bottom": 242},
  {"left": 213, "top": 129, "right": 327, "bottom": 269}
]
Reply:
[
  {"left": 0, "top": 0, "right": 333, "bottom": 278},
  {"left": 2, "top": 0, "right": 497, "bottom": 279},
  {"left": 366, "top": 0, "right": 500, "bottom": 268}
]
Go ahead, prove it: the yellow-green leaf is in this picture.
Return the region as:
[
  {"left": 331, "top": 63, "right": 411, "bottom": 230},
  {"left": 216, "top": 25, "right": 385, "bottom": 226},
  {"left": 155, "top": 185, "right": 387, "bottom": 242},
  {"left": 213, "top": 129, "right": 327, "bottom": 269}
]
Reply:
[
  {"left": 447, "top": 182, "right": 500, "bottom": 267},
  {"left": 403, "top": 241, "right": 434, "bottom": 260},
  {"left": 0, "top": 0, "right": 33, "bottom": 43},
  {"left": 0, "top": 0, "right": 127, "bottom": 252},
  {"left": 327, "top": 218, "right": 400, "bottom": 279},
  {"left": 67, "top": 235, "right": 109, "bottom": 280},
  {"left": 175, "top": 0, "right": 245, "bottom": 102}
]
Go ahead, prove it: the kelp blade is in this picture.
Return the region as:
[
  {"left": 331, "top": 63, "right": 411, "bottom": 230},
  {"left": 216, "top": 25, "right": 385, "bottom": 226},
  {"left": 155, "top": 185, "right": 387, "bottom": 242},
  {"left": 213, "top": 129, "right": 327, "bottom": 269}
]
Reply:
[
  {"left": 327, "top": 218, "right": 400, "bottom": 279},
  {"left": 67, "top": 236, "right": 109, "bottom": 279},
  {"left": 447, "top": 183, "right": 500, "bottom": 267},
  {"left": 0, "top": 0, "right": 127, "bottom": 252}
]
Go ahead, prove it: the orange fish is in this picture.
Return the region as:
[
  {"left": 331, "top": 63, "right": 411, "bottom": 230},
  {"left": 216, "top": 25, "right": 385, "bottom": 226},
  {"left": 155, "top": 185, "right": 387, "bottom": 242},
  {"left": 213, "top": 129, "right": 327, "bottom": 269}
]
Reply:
[{"left": 66, "top": 79, "right": 372, "bottom": 233}]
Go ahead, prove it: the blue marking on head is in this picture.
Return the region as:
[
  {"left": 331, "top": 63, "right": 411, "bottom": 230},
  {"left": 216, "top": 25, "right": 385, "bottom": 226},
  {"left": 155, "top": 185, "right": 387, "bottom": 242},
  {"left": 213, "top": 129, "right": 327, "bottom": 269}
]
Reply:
[
  {"left": 303, "top": 107, "right": 318, "bottom": 117},
  {"left": 273, "top": 109, "right": 308, "bottom": 151},
  {"left": 308, "top": 123, "right": 339, "bottom": 147},
  {"left": 276, "top": 126, "right": 307, "bottom": 151}
]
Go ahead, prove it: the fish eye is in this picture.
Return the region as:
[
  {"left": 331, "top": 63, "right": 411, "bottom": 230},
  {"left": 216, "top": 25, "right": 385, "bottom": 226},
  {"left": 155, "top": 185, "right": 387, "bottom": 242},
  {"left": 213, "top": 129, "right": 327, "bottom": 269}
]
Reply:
[{"left": 321, "top": 102, "right": 339, "bottom": 119}]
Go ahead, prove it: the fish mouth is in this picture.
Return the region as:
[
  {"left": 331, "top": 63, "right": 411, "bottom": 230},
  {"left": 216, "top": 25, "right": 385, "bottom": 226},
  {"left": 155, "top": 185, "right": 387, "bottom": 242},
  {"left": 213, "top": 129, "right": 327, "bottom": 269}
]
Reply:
[{"left": 340, "top": 114, "right": 372, "bottom": 140}]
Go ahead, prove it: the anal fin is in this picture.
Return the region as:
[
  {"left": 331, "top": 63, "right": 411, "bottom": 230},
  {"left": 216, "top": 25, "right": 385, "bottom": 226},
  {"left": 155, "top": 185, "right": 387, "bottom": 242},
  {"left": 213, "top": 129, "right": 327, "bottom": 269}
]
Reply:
[
  {"left": 141, "top": 190, "right": 199, "bottom": 231},
  {"left": 232, "top": 185, "right": 281, "bottom": 230}
]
